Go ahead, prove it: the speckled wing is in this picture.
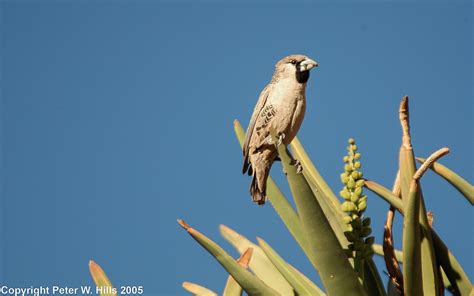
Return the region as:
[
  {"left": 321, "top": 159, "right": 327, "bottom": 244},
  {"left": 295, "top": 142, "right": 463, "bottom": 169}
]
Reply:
[{"left": 242, "top": 84, "right": 273, "bottom": 174}]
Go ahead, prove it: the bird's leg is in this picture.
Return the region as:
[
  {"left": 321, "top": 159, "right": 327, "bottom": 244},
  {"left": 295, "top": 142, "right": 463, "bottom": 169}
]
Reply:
[{"left": 276, "top": 133, "right": 286, "bottom": 146}]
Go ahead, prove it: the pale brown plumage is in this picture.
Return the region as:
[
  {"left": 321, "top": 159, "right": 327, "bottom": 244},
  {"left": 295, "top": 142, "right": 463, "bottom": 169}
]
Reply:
[{"left": 242, "top": 54, "right": 318, "bottom": 204}]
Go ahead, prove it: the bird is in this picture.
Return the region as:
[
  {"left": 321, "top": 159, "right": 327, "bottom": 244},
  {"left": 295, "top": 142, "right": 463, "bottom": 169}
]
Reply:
[{"left": 242, "top": 54, "right": 318, "bottom": 205}]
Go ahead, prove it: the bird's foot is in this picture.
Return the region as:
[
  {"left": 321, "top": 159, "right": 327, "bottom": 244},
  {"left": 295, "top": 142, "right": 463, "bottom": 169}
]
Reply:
[
  {"left": 277, "top": 133, "right": 286, "bottom": 146},
  {"left": 292, "top": 159, "right": 303, "bottom": 174}
]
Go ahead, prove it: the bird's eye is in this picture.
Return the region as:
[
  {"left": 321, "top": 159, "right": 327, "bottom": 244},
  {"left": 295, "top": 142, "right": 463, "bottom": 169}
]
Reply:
[{"left": 290, "top": 60, "right": 297, "bottom": 65}]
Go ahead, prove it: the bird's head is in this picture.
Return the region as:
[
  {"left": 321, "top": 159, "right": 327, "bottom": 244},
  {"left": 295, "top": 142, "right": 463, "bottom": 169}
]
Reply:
[{"left": 274, "top": 54, "right": 319, "bottom": 83}]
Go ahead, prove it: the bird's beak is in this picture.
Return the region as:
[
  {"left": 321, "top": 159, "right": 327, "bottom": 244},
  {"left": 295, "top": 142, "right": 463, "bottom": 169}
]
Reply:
[{"left": 299, "top": 58, "right": 319, "bottom": 71}]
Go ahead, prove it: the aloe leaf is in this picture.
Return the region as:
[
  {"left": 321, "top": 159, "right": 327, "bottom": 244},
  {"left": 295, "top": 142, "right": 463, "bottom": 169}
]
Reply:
[
  {"left": 306, "top": 172, "right": 349, "bottom": 248},
  {"left": 276, "top": 143, "right": 366, "bottom": 296},
  {"left": 182, "top": 282, "right": 218, "bottom": 296},
  {"left": 178, "top": 220, "right": 279, "bottom": 295},
  {"left": 364, "top": 181, "right": 404, "bottom": 214},
  {"left": 398, "top": 98, "right": 441, "bottom": 295},
  {"left": 257, "top": 237, "right": 324, "bottom": 296},
  {"left": 288, "top": 265, "right": 327, "bottom": 295},
  {"left": 402, "top": 185, "right": 423, "bottom": 295},
  {"left": 364, "top": 259, "right": 387, "bottom": 296},
  {"left": 374, "top": 248, "right": 454, "bottom": 294},
  {"left": 374, "top": 221, "right": 470, "bottom": 293},
  {"left": 290, "top": 137, "right": 342, "bottom": 214},
  {"left": 431, "top": 230, "right": 473, "bottom": 295},
  {"left": 220, "top": 224, "right": 293, "bottom": 295},
  {"left": 89, "top": 260, "right": 117, "bottom": 296},
  {"left": 233, "top": 120, "right": 308, "bottom": 253},
  {"left": 290, "top": 139, "right": 350, "bottom": 247},
  {"left": 416, "top": 157, "right": 474, "bottom": 205},
  {"left": 223, "top": 248, "right": 253, "bottom": 296}
]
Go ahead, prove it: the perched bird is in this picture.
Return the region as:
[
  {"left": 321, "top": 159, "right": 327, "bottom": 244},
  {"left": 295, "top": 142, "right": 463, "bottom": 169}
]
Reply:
[{"left": 242, "top": 54, "right": 318, "bottom": 205}]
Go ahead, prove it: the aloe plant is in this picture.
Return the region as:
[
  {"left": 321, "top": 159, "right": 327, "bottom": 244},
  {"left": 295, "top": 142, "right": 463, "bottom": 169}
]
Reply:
[{"left": 176, "top": 95, "right": 473, "bottom": 295}]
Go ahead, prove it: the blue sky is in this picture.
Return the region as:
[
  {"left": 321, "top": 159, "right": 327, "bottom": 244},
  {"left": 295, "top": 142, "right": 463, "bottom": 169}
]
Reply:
[{"left": 1, "top": 1, "right": 472, "bottom": 295}]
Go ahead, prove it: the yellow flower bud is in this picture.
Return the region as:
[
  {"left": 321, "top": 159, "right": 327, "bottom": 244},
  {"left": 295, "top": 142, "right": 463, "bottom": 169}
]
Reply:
[
  {"left": 340, "top": 189, "right": 351, "bottom": 200},
  {"left": 342, "top": 201, "right": 357, "bottom": 212},
  {"left": 351, "top": 171, "right": 359, "bottom": 179},
  {"left": 344, "top": 164, "right": 352, "bottom": 172},
  {"left": 354, "top": 187, "right": 362, "bottom": 196},
  {"left": 358, "top": 201, "right": 367, "bottom": 212},
  {"left": 350, "top": 193, "right": 359, "bottom": 203},
  {"left": 347, "top": 178, "right": 356, "bottom": 189}
]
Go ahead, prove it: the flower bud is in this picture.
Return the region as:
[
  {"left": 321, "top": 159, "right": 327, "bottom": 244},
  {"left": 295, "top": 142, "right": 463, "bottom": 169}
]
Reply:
[
  {"left": 343, "top": 216, "right": 353, "bottom": 224},
  {"left": 342, "top": 201, "right": 357, "bottom": 212},
  {"left": 344, "top": 164, "right": 352, "bottom": 172},
  {"left": 354, "top": 161, "right": 361, "bottom": 169},
  {"left": 347, "top": 178, "right": 356, "bottom": 189},
  {"left": 356, "top": 179, "right": 365, "bottom": 187},
  {"left": 361, "top": 226, "right": 372, "bottom": 237},
  {"left": 344, "top": 231, "right": 356, "bottom": 242},
  {"left": 358, "top": 201, "right": 367, "bottom": 212},
  {"left": 351, "top": 171, "right": 359, "bottom": 179},
  {"left": 354, "top": 153, "right": 361, "bottom": 160},
  {"left": 354, "top": 187, "right": 362, "bottom": 197},
  {"left": 340, "top": 174, "right": 349, "bottom": 184},
  {"left": 362, "top": 217, "right": 371, "bottom": 226},
  {"left": 365, "top": 236, "right": 375, "bottom": 245},
  {"left": 348, "top": 138, "right": 355, "bottom": 145},
  {"left": 351, "top": 219, "right": 362, "bottom": 229},
  {"left": 350, "top": 193, "right": 359, "bottom": 203},
  {"left": 340, "top": 189, "right": 351, "bottom": 200}
]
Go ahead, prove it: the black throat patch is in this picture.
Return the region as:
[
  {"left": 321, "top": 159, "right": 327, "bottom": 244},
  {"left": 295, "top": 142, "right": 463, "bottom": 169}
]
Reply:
[{"left": 296, "top": 70, "right": 310, "bottom": 83}]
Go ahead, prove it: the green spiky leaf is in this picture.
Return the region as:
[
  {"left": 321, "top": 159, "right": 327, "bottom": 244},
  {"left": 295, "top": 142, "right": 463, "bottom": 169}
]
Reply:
[
  {"left": 257, "top": 237, "right": 325, "bottom": 296},
  {"left": 219, "top": 224, "right": 293, "bottom": 295},
  {"left": 416, "top": 157, "right": 474, "bottom": 205},
  {"left": 223, "top": 248, "right": 253, "bottom": 296},
  {"left": 402, "top": 185, "right": 422, "bottom": 295},
  {"left": 276, "top": 142, "right": 366, "bottom": 296},
  {"left": 178, "top": 220, "right": 279, "bottom": 295},
  {"left": 364, "top": 181, "right": 404, "bottom": 214}
]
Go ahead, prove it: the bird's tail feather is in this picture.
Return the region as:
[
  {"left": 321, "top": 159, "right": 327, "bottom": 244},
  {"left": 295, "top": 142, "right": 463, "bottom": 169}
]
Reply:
[{"left": 249, "top": 162, "right": 272, "bottom": 205}]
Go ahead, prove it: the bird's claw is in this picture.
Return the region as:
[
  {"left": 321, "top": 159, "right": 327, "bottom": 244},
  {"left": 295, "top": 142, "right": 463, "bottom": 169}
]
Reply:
[
  {"left": 294, "top": 159, "right": 303, "bottom": 174},
  {"left": 277, "top": 133, "right": 286, "bottom": 146}
]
